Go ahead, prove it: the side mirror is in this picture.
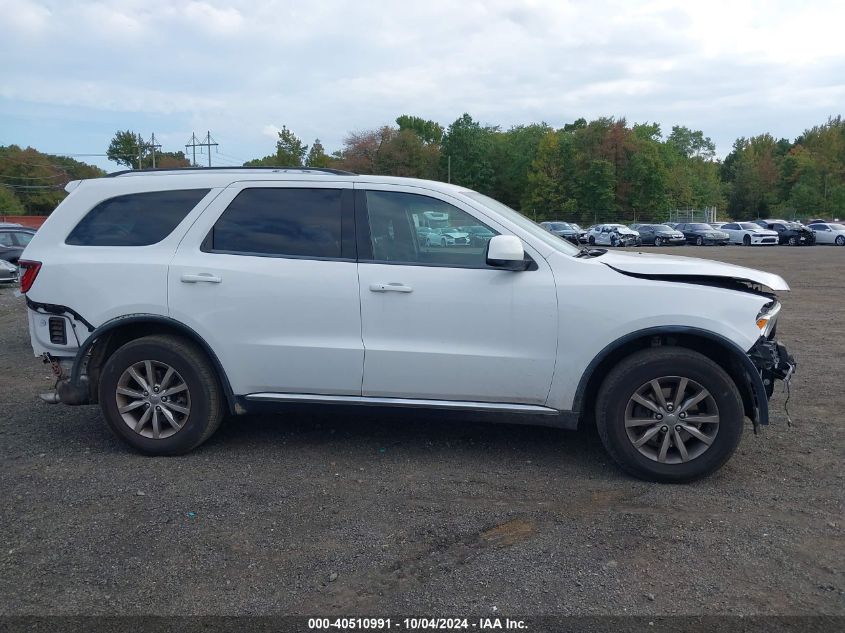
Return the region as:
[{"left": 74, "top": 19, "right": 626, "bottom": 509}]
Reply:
[{"left": 487, "top": 235, "right": 527, "bottom": 271}]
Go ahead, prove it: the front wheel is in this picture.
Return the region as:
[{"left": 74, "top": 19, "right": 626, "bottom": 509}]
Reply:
[
  {"left": 98, "top": 334, "right": 225, "bottom": 455},
  {"left": 588, "top": 236, "right": 596, "bottom": 245},
  {"left": 788, "top": 236, "right": 798, "bottom": 246},
  {"left": 595, "top": 347, "right": 744, "bottom": 483},
  {"left": 654, "top": 237, "right": 662, "bottom": 247},
  {"left": 743, "top": 234, "right": 751, "bottom": 246},
  {"left": 695, "top": 236, "right": 704, "bottom": 246}
]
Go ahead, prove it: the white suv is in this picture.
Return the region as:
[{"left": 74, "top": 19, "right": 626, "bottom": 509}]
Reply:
[{"left": 20, "top": 168, "right": 796, "bottom": 482}]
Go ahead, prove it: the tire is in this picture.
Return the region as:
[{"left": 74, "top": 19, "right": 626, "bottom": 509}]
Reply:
[
  {"left": 654, "top": 237, "right": 662, "bottom": 247},
  {"left": 588, "top": 235, "right": 595, "bottom": 245},
  {"left": 836, "top": 236, "right": 845, "bottom": 246},
  {"left": 743, "top": 234, "right": 751, "bottom": 246},
  {"left": 595, "top": 347, "right": 744, "bottom": 483},
  {"left": 440, "top": 238, "right": 447, "bottom": 247},
  {"left": 788, "top": 236, "right": 798, "bottom": 246},
  {"left": 695, "top": 236, "right": 704, "bottom": 246},
  {"left": 98, "top": 334, "right": 225, "bottom": 455}
]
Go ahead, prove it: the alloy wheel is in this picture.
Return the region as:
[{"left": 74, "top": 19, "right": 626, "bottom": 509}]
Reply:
[
  {"left": 654, "top": 237, "right": 662, "bottom": 247},
  {"left": 836, "top": 236, "right": 845, "bottom": 246},
  {"left": 624, "top": 376, "right": 719, "bottom": 464},
  {"left": 115, "top": 360, "right": 191, "bottom": 439}
]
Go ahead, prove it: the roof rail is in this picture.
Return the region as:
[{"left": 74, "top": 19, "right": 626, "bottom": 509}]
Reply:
[{"left": 106, "top": 166, "right": 357, "bottom": 177}]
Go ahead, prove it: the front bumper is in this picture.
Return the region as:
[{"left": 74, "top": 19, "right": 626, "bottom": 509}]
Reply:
[{"left": 748, "top": 337, "right": 796, "bottom": 400}]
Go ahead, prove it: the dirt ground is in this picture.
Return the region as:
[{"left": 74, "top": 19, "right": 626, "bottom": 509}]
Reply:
[{"left": 0, "top": 245, "right": 842, "bottom": 618}]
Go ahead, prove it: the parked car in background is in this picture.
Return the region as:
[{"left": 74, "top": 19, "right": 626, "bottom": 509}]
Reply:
[
  {"left": 585, "top": 224, "right": 641, "bottom": 247},
  {"left": 433, "top": 227, "right": 470, "bottom": 247},
  {"left": 539, "top": 221, "right": 581, "bottom": 244},
  {"left": 807, "top": 222, "right": 845, "bottom": 245},
  {"left": 0, "top": 226, "right": 36, "bottom": 264},
  {"left": 677, "top": 223, "right": 730, "bottom": 246},
  {"left": 709, "top": 222, "right": 728, "bottom": 231},
  {"left": 416, "top": 226, "right": 439, "bottom": 246},
  {"left": 805, "top": 219, "right": 827, "bottom": 226},
  {"left": 0, "top": 259, "right": 18, "bottom": 283},
  {"left": 754, "top": 220, "right": 815, "bottom": 246},
  {"left": 457, "top": 225, "right": 496, "bottom": 247},
  {"left": 20, "top": 167, "right": 796, "bottom": 482},
  {"left": 569, "top": 223, "right": 587, "bottom": 241},
  {"left": 634, "top": 224, "right": 686, "bottom": 246},
  {"left": 721, "top": 222, "right": 779, "bottom": 246},
  {"left": 662, "top": 222, "right": 680, "bottom": 229}
]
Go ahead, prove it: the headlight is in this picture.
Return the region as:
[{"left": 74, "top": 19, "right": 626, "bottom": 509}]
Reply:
[{"left": 756, "top": 301, "right": 781, "bottom": 337}]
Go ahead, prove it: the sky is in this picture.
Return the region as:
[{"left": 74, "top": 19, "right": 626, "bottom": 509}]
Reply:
[{"left": 1, "top": 0, "right": 844, "bottom": 171}]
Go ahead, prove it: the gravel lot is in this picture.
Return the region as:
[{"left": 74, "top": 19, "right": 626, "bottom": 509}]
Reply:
[{"left": 0, "top": 245, "right": 842, "bottom": 618}]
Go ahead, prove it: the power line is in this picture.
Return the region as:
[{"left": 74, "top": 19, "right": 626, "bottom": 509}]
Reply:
[{"left": 186, "top": 131, "right": 218, "bottom": 167}]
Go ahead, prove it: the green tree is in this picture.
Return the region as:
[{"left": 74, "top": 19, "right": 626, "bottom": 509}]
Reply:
[
  {"left": 0, "top": 184, "right": 25, "bottom": 215},
  {"left": 107, "top": 130, "right": 144, "bottom": 169},
  {"left": 395, "top": 115, "right": 443, "bottom": 145},
  {"left": 440, "top": 114, "right": 497, "bottom": 193},
  {"left": 305, "top": 139, "right": 333, "bottom": 168},
  {"left": 245, "top": 125, "right": 308, "bottom": 167},
  {"left": 579, "top": 159, "right": 615, "bottom": 219}
]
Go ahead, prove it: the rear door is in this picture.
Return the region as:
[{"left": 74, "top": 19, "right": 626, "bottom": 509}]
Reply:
[{"left": 168, "top": 181, "right": 363, "bottom": 397}]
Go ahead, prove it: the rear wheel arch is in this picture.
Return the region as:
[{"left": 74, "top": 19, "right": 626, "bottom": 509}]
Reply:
[
  {"left": 71, "top": 315, "right": 237, "bottom": 414},
  {"left": 573, "top": 327, "right": 765, "bottom": 429}
]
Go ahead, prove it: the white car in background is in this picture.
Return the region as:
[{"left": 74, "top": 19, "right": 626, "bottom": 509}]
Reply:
[
  {"left": 807, "top": 223, "right": 845, "bottom": 246},
  {"left": 721, "top": 222, "right": 779, "bottom": 246},
  {"left": 585, "top": 224, "right": 641, "bottom": 247}
]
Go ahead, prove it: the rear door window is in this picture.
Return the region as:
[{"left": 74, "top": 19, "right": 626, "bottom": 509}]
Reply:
[
  {"left": 207, "top": 187, "right": 344, "bottom": 259},
  {"left": 66, "top": 189, "right": 210, "bottom": 246}
]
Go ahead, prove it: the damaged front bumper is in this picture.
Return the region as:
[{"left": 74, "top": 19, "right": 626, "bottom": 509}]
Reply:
[{"left": 748, "top": 337, "right": 796, "bottom": 399}]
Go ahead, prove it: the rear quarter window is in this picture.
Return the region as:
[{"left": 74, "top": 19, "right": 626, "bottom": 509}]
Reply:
[{"left": 66, "top": 189, "right": 210, "bottom": 246}]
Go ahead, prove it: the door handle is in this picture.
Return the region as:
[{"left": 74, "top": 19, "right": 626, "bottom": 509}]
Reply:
[
  {"left": 369, "top": 282, "right": 413, "bottom": 293},
  {"left": 181, "top": 273, "right": 222, "bottom": 284}
]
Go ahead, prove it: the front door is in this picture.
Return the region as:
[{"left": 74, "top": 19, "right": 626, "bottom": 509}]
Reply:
[
  {"left": 168, "top": 181, "right": 363, "bottom": 396},
  {"left": 355, "top": 186, "right": 558, "bottom": 405}
]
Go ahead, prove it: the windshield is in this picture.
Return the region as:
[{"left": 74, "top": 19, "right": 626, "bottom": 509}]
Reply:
[
  {"left": 461, "top": 191, "right": 582, "bottom": 256},
  {"left": 786, "top": 222, "right": 804, "bottom": 229},
  {"left": 829, "top": 224, "right": 845, "bottom": 230},
  {"left": 549, "top": 222, "right": 571, "bottom": 230},
  {"left": 739, "top": 223, "right": 760, "bottom": 230},
  {"left": 690, "top": 223, "right": 713, "bottom": 230}
]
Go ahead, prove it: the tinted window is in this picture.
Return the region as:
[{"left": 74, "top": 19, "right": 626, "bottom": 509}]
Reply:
[
  {"left": 14, "top": 232, "right": 34, "bottom": 246},
  {"left": 210, "top": 188, "right": 342, "bottom": 258},
  {"left": 0, "top": 232, "right": 14, "bottom": 247},
  {"left": 364, "top": 191, "right": 498, "bottom": 267},
  {"left": 739, "top": 223, "right": 758, "bottom": 229},
  {"left": 722, "top": 223, "right": 738, "bottom": 230},
  {"left": 66, "top": 190, "right": 208, "bottom": 246}
]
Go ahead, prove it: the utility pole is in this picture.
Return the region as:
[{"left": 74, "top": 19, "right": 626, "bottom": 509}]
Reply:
[
  {"left": 146, "top": 133, "right": 161, "bottom": 168},
  {"left": 185, "top": 131, "right": 218, "bottom": 167},
  {"left": 137, "top": 133, "right": 144, "bottom": 169},
  {"left": 185, "top": 133, "right": 200, "bottom": 166},
  {"left": 447, "top": 155, "right": 451, "bottom": 183}
]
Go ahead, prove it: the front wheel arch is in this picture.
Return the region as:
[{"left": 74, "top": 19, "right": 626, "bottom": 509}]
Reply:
[{"left": 573, "top": 328, "right": 766, "bottom": 431}]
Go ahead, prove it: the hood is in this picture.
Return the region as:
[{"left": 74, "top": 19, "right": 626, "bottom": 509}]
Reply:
[
  {"left": 751, "top": 229, "right": 779, "bottom": 236},
  {"left": 598, "top": 250, "right": 789, "bottom": 291}
]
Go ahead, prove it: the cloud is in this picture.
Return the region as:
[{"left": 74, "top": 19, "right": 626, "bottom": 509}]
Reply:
[{"left": 0, "top": 0, "right": 843, "bottom": 167}]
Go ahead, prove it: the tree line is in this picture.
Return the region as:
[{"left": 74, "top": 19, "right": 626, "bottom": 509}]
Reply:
[{"left": 1, "top": 114, "right": 842, "bottom": 222}]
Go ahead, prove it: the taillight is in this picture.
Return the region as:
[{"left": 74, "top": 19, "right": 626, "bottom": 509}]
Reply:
[{"left": 18, "top": 260, "right": 41, "bottom": 293}]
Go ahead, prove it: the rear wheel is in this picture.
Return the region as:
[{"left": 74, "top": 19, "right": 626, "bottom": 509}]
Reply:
[
  {"left": 743, "top": 234, "right": 751, "bottom": 246},
  {"left": 654, "top": 237, "right": 663, "bottom": 247},
  {"left": 98, "top": 335, "right": 225, "bottom": 455},
  {"left": 695, "top": 236, "right": 704, "bottom": 246},
  {"left": 788, "top": 236, "right": 798, "bottom": 246},
  {"left": 595, "top": 348, "right": 744, "bottom": 483},
  {"left": 836, "top": 236, "right": 844, "bottom": 246}
]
